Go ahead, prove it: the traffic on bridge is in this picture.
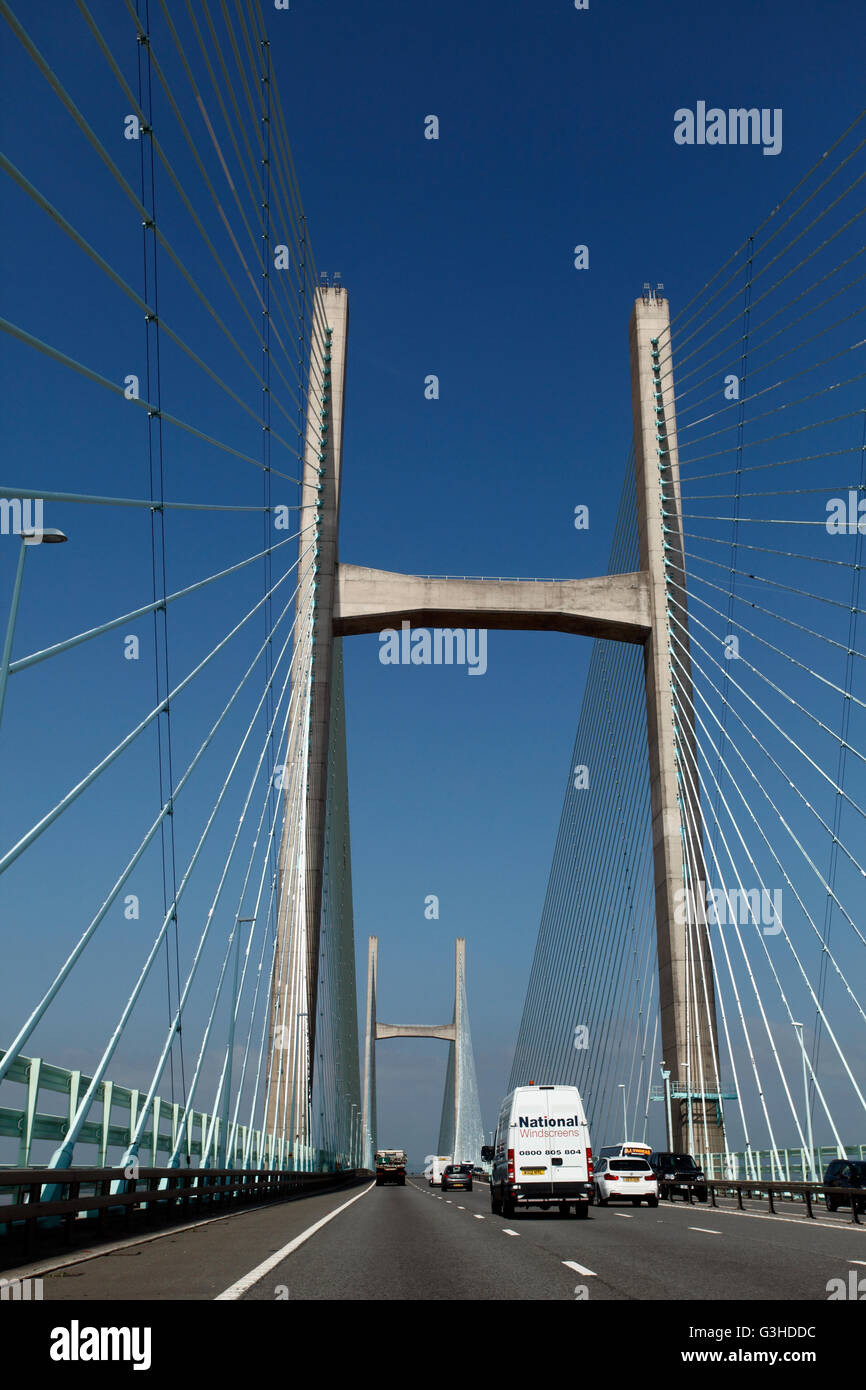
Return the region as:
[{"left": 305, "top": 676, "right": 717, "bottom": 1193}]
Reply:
[{"left": 0, "top": 0, "right": 863, "bottom": 1370}]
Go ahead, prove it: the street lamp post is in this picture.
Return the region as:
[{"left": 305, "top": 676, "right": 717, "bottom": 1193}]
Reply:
[
  {"left": 792, "top": 1022, "right": 816, "bottom": 1181},
  {"left": 0, "top": 527, "right": 67, "bottom": 727},
  {"left": 660, "top": 1063, "right": 672, "bottom": 1149},
  {"left": 685, "top": 1061, "right": 695, "bottom": 1158},
  {"left": 618, "top": 1083, "right": 627, "bottom": 1142},
  {"left": 350, "top": 1104, "right": 358, "bottom": 1169}
]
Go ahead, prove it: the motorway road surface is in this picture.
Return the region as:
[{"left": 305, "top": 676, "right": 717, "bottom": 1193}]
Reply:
[{"left": 11, "top": 1177, "right": 866, "bottom": 1301}]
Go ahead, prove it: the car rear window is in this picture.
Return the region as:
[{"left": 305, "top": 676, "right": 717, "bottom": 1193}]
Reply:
[{"left": 610, "top": 1159, "right": 653, "bottom": 1172}]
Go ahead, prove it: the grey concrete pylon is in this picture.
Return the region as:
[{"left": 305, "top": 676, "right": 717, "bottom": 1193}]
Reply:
[
  {"left": 267, "top": 286, "right": 348, "bottom": 1149},
  {"left": 629, "top": 294, "right": 722, "bottom": 1154}
]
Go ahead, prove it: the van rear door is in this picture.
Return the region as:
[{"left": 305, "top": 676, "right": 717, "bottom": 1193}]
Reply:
[{"left": 512, "top": 1087, "right": 589, "bottom": 1190}]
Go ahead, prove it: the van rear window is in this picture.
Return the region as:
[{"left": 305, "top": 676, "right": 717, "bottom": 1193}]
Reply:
[{"left": 610, "top": 1159, "right": 652, "bottom": 1172}]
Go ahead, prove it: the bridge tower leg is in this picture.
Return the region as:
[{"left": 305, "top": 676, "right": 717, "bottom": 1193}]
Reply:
[
  {"left": 267, "top": 285, "right": 349, "bottom": 1154},
  {"left": 629, "top": 294, "right": 724, "bottom": 1155}
]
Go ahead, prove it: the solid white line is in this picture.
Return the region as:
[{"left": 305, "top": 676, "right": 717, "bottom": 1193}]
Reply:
[
  {"left": 664, "top": 1202, "right": 863, "bottom": 1235},
  {"left": 689, "top": 1227, "right": 722, "bottom": 1235},
  {"left": 502, "top": 1228, "right": 519, "bottom": 1236},
  {"left": 849, "top": 1259, "right": 866, "bottom": 1265},
  {"left": 214, "top": 1182, "right": 375, "bottom": 1300},
  {"left": 0, "top": 1183, "right": 361, "bottom": 1284},
  {"left": 562, "top": 1259, "right": 597, "bottom": 1277},
  {"left": 474, "top": 1214, "right": 485, "bottom": 1220}
]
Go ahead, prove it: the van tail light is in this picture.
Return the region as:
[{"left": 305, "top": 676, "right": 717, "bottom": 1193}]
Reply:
[
  {"left": 587, "top": 1147, "right": 593, "bottom": 1179},
  {"left": 507, "top": 1149, "right": 515, "bottom": 1182}
]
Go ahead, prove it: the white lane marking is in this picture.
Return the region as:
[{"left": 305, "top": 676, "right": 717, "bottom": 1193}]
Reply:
[
  {"left": 689, "top": 1227, "right": 722, "bottom": 1235},
  {"left": 2, "top": 1183, "right": 364, "bottom": 1285},
  {"left": 562, "top": 1259, "right": 597, "bottom": 1278},
  {"left": 474, "top": 1214, "right": 485, "bottom": 1220},
  {"left": 614, "top": 1213, "right": 633, "bottom": 1219},
  {"left": 849, "top": 1259, "right": 866, "bottom": 1265},
  {"left": 445, "top": 1200, "right": 452, "bottom": 1204},
  {"left": 502, "top": 1228, "right": 519, "bottom": 1236},
  {"left": 663, "top": 1202, "right": 862, "bottom": 1235},
  {"left": 457, "top": 1206, "right": 465, "bottom": 1210},
  {"left": 214, "top": 1182, "right": 375, "bottom": 1300}
]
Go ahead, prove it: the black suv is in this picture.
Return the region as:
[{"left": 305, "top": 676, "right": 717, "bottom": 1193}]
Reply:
[
  {"left": 823, "top": 1159, "right": 866, "bottom": 1213},
  {"left": 650, "top": 1152, "right": 708, "bottom": 1202}
]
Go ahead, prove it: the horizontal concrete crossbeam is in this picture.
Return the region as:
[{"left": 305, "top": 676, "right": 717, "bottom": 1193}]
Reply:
[
  {"left": 375, "top": 1023, "right": 457, "bottom": 1041},
  {"left": 334, "top": 565, "right": 650, "bottom": 645}
]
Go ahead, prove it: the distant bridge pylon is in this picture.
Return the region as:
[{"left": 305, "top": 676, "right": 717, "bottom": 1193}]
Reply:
[{"left": 361, "top": 937, "right": 485, "bottom": 1170}]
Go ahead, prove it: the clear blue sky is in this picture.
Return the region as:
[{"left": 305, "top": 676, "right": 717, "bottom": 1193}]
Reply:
[{"left": 1, "top": 0, "right": 864, "bottom": 1170}]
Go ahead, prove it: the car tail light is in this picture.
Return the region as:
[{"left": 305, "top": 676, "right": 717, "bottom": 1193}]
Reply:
[
  {"left": 587, "top": 1146, "right": 593, "bottom": 1178},
  {"left": 507, "top": 1149, "right": 515, "bottom": 1182},
  {"left": 607, "top": 1174, "right": 619, "bottom": 1181}
]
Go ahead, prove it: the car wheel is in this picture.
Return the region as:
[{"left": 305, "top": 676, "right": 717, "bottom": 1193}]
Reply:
[
  {"left": 648, "top": 1196, "right": 658, "bottom": 1208},
  {"left": 595, "top": 1186, "right": 608, "bottom": 1208},
  {"left": 502, "top": 1192, "right": 516, "bottom": 1218},
  {"left": 467, "top": 1184, "right": 473, "bottom": 1192},
  {"left": 490, "top": 1187, "right": 502, "bottom": 1215},
  {"left": 631, "top": 1198, "right": 641, "bottom": 1207}
]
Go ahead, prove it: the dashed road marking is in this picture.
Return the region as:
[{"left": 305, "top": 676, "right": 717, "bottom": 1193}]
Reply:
[
  {"left": 562, "top": 1259, "right": 597, "bottom": 1277},
  {"left": 502, "top": 1228, "right": 519, "bottom": 1237},
  {"left": 689, "top": 1227, "right": 722, "bottom": 1235},
  {"left": 615, "top": 1213, "right": 633, "bottom": 1219},
  {"left": 474, "top": 1214, "right": 484, "bottom": 1220}
]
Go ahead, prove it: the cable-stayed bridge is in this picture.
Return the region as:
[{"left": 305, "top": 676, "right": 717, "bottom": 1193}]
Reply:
[{"left": 0, "top": 0, "right": 864, "bottom": 1306}]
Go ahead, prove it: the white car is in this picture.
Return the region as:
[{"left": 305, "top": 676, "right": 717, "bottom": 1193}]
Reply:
[{"left": 594, "top": 1156, "right": 658, "bottom": 1207}]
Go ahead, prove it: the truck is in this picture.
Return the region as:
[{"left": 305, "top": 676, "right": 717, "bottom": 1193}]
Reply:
[{"left": 375, "top": 1148, "right": 407, "bottom": 1186}]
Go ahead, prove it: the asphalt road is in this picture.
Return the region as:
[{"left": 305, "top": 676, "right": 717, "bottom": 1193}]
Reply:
[{"left": 13, "top": 1176, "right": 866, "bottom": 1301}]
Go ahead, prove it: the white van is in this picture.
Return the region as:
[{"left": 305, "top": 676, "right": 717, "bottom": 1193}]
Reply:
[
  {"left": 490, "top": 1084, "right": 593, "bottom": 1219},
  {"left": 427, "top": 1155, "right": 452, "bottom": 1187}
]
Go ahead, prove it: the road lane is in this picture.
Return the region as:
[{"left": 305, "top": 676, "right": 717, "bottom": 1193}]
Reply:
[{"left": 18, "top": 1174, "right": 866, "bottom": 1302}]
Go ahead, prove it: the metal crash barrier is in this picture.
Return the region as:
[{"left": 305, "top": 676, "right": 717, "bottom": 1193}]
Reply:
[
  {"left": 664, "top": 1177, "right": 864, "bottom": 1223},
  {"left": 0, "top": 1165, "right": 366, "bottom": 1256}
]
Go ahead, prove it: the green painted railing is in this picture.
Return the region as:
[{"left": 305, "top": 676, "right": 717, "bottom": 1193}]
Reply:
[
  {"left": 0, "top": 1052, "right": 341, "bottom": 1172},
  {"left": 698, "top": 1145, "right": 865, "bottom": 1183}
]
